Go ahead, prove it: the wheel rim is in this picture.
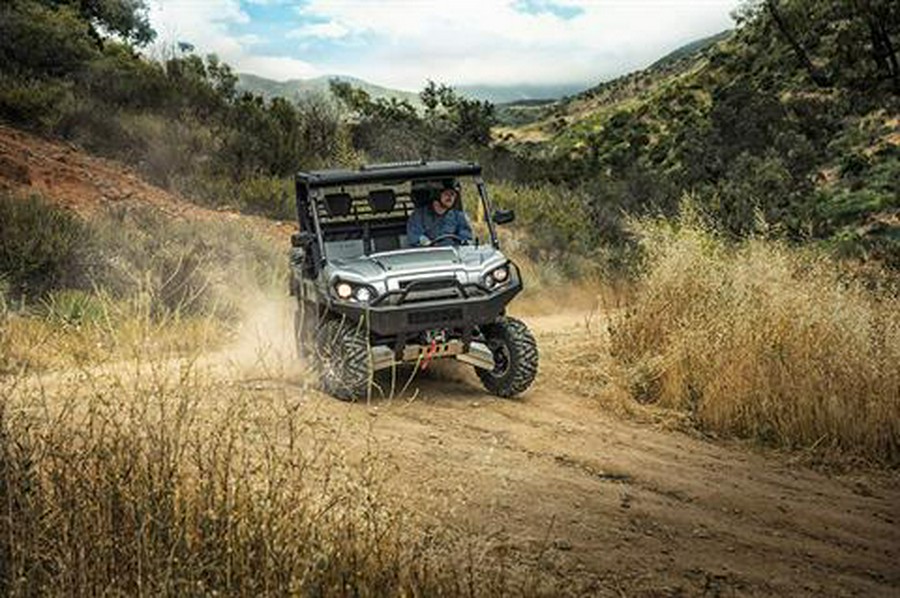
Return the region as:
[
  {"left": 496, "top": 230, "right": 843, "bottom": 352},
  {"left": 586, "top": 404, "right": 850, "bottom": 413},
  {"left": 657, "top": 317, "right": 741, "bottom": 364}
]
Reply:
[{"left": 490, "top": 342, "right": 511, "bottom": 377}]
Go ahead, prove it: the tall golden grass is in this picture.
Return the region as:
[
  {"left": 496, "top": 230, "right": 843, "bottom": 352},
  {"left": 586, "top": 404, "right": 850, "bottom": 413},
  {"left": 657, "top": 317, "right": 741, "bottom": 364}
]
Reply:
[
  {"left": 609, "top": 211, "right": 900, "bottom": 465},
  {"left": 0, "top": 344, "right": 552, "bottom": 595}
]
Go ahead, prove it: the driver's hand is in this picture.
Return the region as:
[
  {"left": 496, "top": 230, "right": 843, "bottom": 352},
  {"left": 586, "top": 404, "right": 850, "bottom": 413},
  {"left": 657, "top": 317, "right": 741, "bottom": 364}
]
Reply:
[{"left": 419, "top": 235, "right": 430, "bottom": 246}]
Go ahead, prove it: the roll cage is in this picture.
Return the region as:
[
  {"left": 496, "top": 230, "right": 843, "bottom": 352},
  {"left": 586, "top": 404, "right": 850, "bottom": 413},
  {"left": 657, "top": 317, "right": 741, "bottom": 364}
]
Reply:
[{"left": 293, "top": 161, "right": 507, "bottom": 276}]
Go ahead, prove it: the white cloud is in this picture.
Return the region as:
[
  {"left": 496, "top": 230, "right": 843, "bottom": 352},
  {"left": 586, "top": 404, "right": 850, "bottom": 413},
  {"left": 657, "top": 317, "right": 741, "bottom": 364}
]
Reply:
[
  {"left": 288, "top": 21, "right": 351, "bottom": 40},
  {"left": 148, "top": 0, "right": 738, "bottom": 89},
  {"left": 147, "top": 0, "right": 319, "bottom": 80},
  {"left": 295, "top": 0, "right": 739, "bottom": 88}
]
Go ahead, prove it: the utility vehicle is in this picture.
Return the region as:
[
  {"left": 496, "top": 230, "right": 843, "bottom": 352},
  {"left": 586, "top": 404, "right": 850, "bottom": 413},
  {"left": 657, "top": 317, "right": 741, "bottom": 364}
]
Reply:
[{"left": 290, "top": 160, "right": 538, "bottom": 400}]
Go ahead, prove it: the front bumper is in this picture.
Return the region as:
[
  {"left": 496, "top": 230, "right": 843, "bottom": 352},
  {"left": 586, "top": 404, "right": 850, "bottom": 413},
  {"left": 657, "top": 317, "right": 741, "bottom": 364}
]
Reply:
[
  {"left": 370, "top": 339, "right": 495, "bottom": 371},
  {"left": 328, "top": 281, "right": 521, "bottom": 336}
]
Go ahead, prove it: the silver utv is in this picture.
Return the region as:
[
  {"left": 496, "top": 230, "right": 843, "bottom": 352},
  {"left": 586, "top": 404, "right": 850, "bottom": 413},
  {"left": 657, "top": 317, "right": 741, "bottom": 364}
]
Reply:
[{"left": 290, "top": 160, "right": 538, "bottom": 401}]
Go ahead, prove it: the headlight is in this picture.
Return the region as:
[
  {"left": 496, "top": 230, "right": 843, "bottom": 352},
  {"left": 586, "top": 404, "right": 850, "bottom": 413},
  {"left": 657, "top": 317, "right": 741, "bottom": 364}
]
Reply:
[
  {"left": 335, "top": 282, "right": 353, "bottom": 299},
  {"left": 484, "top": 264, "right": 511, "bottom": 289},
  {"left": 334, "top": 280, "right": 377, "bottom": 303}
]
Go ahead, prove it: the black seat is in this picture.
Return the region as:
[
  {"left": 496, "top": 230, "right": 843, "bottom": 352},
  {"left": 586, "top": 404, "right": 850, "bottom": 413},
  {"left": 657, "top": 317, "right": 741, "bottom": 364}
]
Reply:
[
  {"left": 324, "top": 193, "right": 353, "bottom": 217},
  {"left": 368, "top": 189, "right": 396, "bottom": 213}
]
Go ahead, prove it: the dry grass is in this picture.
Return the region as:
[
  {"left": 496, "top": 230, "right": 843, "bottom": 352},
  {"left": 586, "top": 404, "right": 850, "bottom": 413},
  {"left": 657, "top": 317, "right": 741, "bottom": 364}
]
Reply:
[
  {"left": 0, "top": 305, "right": 223, "bottom": 374},
  {"left": 608, "top": 212, "right": 900, "bottom": 465},
  {"left": 0, "top": 338, "right": 558, "bottom": 595}
]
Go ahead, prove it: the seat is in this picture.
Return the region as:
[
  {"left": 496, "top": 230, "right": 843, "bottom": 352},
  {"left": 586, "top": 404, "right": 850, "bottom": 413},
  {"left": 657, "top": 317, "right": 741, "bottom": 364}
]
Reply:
[
  {"left": 368, "top": 189, "right": 396, "bottom": 213},
  {"left": 323, "top": 193, "right": 353, "bottom": 217}
]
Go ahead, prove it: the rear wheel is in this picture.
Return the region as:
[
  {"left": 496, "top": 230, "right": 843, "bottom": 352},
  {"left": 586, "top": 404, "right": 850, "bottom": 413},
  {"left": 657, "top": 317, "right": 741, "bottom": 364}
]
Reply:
[
  {"left": 314, "top": 318, "right": 371, "bottom": 401},
  {"left": 476, "top": 317, "right": 538, "bottom": 398}
]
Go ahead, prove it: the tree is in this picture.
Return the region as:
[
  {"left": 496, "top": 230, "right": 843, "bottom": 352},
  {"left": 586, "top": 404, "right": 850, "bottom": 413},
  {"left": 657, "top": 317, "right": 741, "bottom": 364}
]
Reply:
[
  {"left": 855, "top": 0, "right": 900, "bottom": 93},
  {"left": 57, "top": 0, "right": 156, "bottom": 46},
  {"left": 765, "top": 0, "right": 830, "bottom": 87}
]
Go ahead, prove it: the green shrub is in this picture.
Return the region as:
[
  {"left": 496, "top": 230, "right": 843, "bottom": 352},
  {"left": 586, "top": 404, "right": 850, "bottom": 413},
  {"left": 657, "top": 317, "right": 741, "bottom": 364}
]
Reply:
[
  {"left": 0, "top": 194, "right": 91, "bottom": 299},
  {"left": 41, "top": 289, "right": 108, "bottom": 328},
  {"left": 0, "top": 76, "right": 74, "bottom": 130},
  {"left": 0, "top": 0, "right": 97, "bottom": 78},
  {"left": 182, "top": 174, "right": 294, "bottom": 220},
  {"left": 89, "top": 205, "right": 284, "bottom": 319},
  {"left": 0, "top": 192, "right": 284, "bottom": 319},
  {"left": 489, "top": 181, "right": 642, "bottom": 279}
]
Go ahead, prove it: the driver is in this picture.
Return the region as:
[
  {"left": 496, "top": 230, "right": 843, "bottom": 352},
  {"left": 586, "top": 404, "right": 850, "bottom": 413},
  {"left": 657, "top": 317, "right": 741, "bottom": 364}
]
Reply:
[{"left": 407, "top": 179, "right": 473, "bottom": 247}]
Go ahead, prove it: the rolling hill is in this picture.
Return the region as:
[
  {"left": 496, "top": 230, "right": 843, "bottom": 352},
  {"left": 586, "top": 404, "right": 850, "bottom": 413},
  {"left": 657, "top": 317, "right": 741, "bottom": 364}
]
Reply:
[
  {"left": 236, "top": 73, "right": 424, "bottom": 108},
  {"left": 496, "top": 18, "right": 899, "bottom": 267}
]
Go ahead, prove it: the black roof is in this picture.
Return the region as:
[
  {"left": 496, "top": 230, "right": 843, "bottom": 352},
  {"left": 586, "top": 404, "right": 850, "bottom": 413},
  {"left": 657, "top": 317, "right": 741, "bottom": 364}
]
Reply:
[{"left": 297, "top": 160, "right": 482, "bottom": 189}]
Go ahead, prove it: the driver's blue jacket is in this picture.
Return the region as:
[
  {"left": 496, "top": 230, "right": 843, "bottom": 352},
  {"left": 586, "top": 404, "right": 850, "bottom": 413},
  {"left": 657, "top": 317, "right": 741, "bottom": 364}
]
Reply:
[{"left": 406, "top": 205, "right": 473, "bottom": 247}]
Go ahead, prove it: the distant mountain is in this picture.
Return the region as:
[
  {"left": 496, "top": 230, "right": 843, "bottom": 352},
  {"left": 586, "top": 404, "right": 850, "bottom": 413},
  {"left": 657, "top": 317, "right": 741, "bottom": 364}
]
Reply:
[
  {"left": 237, "top": 73, "right": 423, "bottom": 108},
  {"left": 456, "top": 83, "right": 589, "bottom": 104},
  {"left": 238, "top": 73, "right": 591, "bottom": 108}
]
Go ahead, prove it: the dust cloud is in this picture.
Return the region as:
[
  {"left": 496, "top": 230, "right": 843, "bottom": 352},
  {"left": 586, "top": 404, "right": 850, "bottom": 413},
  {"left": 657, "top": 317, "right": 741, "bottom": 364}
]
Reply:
[{"left": 210, "top": 291, "right": 305, "bottom": 383}]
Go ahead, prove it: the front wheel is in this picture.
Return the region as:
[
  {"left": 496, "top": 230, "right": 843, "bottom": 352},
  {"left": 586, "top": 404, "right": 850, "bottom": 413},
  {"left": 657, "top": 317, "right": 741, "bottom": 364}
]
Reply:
[
  {"left": 475, "top": 317, "right": 538, "bottom": 398},
  {"left": 314, "top": 318, "right": 371, "bottom": 401}
]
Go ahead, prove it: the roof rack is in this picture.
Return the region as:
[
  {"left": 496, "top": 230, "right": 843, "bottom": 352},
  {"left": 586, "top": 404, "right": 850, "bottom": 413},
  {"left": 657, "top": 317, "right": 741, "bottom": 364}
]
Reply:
[
  {"left": 360, "top": 160, "right": 426, "bottom": 171},
  {"left": 298, "top": 160, "right": 482, "bottom": 189}
]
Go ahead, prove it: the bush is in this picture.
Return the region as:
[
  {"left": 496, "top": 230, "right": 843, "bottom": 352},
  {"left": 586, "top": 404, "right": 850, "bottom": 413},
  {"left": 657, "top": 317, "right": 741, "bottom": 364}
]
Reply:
[
  {"left": 41, "top": 289, "right": 108, "bottom": 328},
  {"left": 183, "top": 174, "right": 294, "bottom": 220},
  {"left": 0, "top": 193, "right": 284, "bottom": 320},
  {"left": 609, "top": 209, "right": 900, "bottom": 465},
  {"left": 490, "top": 181, "right": 641, "bottom": 279},
  {"left": 0, "top": 193, "right": 92, "bottom": 299},
  {"left": 0, "top": 76, "right": 74, "bottom": 131},
  {"left": 89, "top": 205, "right": 285, "bottom": 319},
  {"left": 0, "top": 0, "right": 97, "bottom": 79}
]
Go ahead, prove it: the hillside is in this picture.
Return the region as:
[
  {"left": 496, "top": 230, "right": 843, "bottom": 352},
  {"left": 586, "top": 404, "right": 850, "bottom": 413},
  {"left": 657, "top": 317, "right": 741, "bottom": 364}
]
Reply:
[
  {"left": 495, "top": 30, "right": 730, "bottom": 144},
  {"left": 497, "top": 6, "right": 900, "bottom": 268},
  {"left": 647, "top": 30, "right": 732, "bottom": 70},
  {"left": 237, "top": 72, "right": 424, "bottom": 108},
  {"left": 0, "top": 124, "right": 292, "bottom": 240}
]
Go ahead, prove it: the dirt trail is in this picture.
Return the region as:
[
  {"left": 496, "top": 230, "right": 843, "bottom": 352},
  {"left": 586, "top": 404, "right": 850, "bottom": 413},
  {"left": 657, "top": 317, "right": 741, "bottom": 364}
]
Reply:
[
  {"left": 2, "top": 125, "right": 898, "bottom": 596},
  {"left": 246, "top": 307, "right": 898, "bottom": 597}
]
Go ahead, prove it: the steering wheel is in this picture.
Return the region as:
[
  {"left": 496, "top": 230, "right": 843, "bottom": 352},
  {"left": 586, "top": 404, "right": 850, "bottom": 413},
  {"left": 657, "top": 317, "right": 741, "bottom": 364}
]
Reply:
[{"left": 424, "top": 233, "right": 468, "bottom": 247}]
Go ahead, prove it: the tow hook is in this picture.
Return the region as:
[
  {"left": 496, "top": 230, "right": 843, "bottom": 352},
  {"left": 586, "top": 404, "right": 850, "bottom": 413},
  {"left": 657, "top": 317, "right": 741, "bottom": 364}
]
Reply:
[{"left": 420, "top": 338, "right": 438, "bottom": 371}]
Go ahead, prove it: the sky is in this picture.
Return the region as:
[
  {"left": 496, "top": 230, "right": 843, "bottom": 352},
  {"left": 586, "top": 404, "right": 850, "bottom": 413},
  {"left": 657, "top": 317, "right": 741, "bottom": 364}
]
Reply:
[{"left": 147, "top": 0, "right": 741, "bottom": 91}]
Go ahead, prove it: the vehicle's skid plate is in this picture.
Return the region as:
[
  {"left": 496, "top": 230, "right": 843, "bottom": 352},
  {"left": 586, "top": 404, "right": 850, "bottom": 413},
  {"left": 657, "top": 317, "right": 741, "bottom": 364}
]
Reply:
[{"left": 370, "top": 340, "right": 494, "bottom": 371}]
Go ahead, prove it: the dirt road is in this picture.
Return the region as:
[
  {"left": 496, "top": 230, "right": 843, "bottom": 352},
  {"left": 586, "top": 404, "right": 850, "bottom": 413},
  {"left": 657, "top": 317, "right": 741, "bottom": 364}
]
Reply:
[{"left": 232, "top": 307, "right": 899, "bottom": 597}]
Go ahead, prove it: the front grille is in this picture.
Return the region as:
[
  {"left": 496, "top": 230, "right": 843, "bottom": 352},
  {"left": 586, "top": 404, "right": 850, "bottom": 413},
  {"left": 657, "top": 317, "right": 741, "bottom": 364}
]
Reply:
[
  {"left": 400, "top": 278, "right": 457, "bottom": 292},
  {"left": 408, "top": 308, "right": 463, "bottom": 326}
]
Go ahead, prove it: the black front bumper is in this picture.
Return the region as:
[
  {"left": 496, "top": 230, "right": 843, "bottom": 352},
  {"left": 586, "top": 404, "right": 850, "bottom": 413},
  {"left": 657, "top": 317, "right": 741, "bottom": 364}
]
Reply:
[{"left": 329, "top": 282, "right": 521, "bottom": 336}]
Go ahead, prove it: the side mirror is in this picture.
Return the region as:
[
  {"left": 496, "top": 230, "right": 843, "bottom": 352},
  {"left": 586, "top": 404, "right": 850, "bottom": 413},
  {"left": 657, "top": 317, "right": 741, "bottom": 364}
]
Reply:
[{"left": 492, "top": 209, "right": 515, "bottom": 225}]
